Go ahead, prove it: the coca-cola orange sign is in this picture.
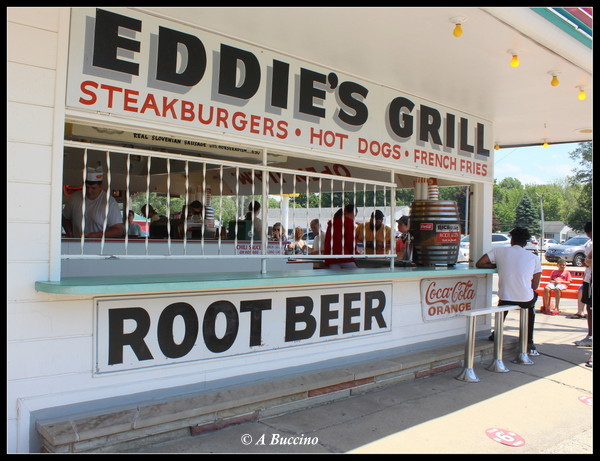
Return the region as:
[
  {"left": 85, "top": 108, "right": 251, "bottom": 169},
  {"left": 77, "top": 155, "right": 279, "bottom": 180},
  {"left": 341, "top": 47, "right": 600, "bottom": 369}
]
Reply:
[{"left": 420, "top": 278, "right": 478, "bottom": 321}]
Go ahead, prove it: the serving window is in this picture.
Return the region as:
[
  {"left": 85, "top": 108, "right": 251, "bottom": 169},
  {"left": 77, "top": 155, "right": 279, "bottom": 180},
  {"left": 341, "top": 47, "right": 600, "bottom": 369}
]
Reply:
[{"left": 62, "top": 123, "right": 406, "bottom": 273}]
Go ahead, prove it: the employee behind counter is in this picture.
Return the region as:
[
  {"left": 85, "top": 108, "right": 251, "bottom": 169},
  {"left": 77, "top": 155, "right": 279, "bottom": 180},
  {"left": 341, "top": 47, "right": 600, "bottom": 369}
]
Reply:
[{"left": 62, "top": 168, "right": 123, "bottom": 239}]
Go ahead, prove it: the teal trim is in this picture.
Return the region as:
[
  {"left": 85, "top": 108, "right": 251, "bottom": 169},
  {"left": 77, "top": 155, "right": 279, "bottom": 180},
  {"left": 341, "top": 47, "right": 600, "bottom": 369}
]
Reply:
[
  {"left": 531, "top": 7, "right": 592, "bottom": 49},
  {"left": 35, "top": 266, "right": 495, "bottom": 295},
  {"left": 554, "top": 7, "right": 592, "bottom": 38}
]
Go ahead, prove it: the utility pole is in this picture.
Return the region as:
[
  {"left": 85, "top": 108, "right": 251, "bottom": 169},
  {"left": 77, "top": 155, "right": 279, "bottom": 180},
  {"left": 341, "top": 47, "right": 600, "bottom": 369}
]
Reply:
[{"left": 535, "top": 192, "right": 545, "bottom": 261}]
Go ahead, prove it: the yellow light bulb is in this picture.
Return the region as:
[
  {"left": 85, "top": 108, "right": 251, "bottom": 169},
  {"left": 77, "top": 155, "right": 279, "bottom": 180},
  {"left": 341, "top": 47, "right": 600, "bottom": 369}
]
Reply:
[
  {"left": 542, "top": 142, "right": 549, "bottom": 148},
  {"left": 550, "top": 75, "right": 559, "bottom": 86},
  {"left": 578, "top": 89, "right": 587, "bottom": 100},
  {"left": 494, "top": 144, "right": 500, "bottom": 150},
  {"left": 510, "top": 55, "right": 520, "bottom": 68},
  {"left": 453, "top": 24, "right": 463, "bottom": 37}
]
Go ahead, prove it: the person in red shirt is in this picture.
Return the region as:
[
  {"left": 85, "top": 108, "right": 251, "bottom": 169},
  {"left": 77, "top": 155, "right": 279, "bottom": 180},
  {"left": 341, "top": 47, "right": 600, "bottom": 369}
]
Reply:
[
  {"left": 323, "top": 204, "right": 357, "bottom": 269},
  {"left": 543, "top": 258, "right": 572, "bottom": 314}
]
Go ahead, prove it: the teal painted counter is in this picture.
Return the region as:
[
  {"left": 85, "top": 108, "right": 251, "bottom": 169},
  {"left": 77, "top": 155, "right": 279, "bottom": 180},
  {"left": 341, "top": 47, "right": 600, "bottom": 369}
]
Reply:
[{"left": 36, "top": 265, "right": 495, "bottom": 295}]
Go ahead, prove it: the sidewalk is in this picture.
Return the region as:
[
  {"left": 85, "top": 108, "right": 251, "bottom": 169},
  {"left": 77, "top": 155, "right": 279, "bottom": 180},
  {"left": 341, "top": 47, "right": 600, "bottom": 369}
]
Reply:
[{"left": 130, "top": 289, "right": 593, "bottom": 454}]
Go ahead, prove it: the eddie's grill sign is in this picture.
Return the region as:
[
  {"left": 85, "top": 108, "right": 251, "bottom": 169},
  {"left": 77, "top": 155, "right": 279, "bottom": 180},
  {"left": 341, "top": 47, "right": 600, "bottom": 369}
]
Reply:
[
  {"left": 420, "top": 278, "right": 478, "bottom": 321},
  {"left": 66, "top": 8, "right": 493, "bottom": 179}
]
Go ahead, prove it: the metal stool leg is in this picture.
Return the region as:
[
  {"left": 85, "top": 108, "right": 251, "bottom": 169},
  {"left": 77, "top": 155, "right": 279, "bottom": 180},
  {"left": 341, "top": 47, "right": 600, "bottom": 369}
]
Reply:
[
  {"left": 487, "top": 311, "right": 510, "bottom": 372},
  {"left": 512, "top": 308, "right": 534, "bottom": 365},
  {"left": 456, "top": 316, "right": 480, "bottom": 382}
]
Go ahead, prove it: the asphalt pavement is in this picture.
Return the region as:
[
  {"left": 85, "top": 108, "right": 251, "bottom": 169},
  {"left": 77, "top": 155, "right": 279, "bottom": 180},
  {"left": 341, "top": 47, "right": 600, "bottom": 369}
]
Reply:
[{"left": 131, "top": 274, "right": 593, "bottom": 454}]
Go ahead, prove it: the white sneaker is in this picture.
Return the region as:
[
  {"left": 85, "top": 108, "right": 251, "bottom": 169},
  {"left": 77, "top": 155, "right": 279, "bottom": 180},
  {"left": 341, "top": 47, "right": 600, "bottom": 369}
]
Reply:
[{"left": 574, "top": 336, "right": 593, "bottom": 347}]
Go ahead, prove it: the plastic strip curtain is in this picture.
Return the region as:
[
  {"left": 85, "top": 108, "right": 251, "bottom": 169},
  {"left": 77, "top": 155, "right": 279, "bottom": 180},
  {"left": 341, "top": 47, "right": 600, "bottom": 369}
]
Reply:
[
  {"left": 144, "top": 156, "right": 152, "bottom": 256},
  {"left": 166, "top": 157, "right": 172, "bottom": 255},
  {"left": 183, "top": 160, "right": 189, "bottom": 254},
  {"left": 79, "top": 148, "right": 87, "bottom": 255},
  {"left": 218, "top": 165, "right": 224, "bottom": 255},
  {"left": 201, "top": 162, "right": 207, "bottom": 255},
  {"left": 124, "top": 153, "right": 131, "bottom": 255}
]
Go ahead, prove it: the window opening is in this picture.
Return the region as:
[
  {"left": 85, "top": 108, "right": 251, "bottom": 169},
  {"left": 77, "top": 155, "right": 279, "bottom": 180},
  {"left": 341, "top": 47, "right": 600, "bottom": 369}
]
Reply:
[{"left": 61, "top": 138, "right": 400, "bottom": 274}]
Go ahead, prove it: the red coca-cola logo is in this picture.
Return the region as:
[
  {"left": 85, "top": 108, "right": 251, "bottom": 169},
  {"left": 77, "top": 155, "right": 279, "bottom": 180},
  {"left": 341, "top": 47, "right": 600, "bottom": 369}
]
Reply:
[{"left": 424, "top": 280, "right": 476, "bottom": 305}]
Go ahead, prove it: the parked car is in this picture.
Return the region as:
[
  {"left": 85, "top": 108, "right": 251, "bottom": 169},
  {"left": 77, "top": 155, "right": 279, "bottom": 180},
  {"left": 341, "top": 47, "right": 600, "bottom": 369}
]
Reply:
[
  {"left": 457, "top": 233, "right": 511, "bottom": 263},
  {"left": 541, "top": 238, "right": 558, "bottom": 252},
  {"left": 545, "top": 236, "right": 590, "bottom": 266},
  {"left": 524, "top": 237, "right": 539, "bottom": 255}
]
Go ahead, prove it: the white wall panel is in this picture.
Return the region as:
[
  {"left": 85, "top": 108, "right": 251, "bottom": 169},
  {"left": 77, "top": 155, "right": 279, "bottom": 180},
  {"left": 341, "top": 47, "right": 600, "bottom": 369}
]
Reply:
[
  {"left": 7, "top": 182, "right": 52, "bottom": 222},
  {"left": 7, "top": 22, "right": 59, "bottom": 69},
  {"left": 7, "top": 62, "right": 57, "bottom": 107},
  {"left": 6, "top": 419, "right": 17, "bottom": 454},
  {"left": 7, "top": 101, "right": 54, "bottom": 145},
  {"left": 6, "top": 223, "right": 50, "bottom": 262},
  {"left": 6, "top": 263, "right": 52, "bottom": 302},
  {"left": 7, "top": 6, "right": 60, "bottom": 32},
  {"left": 6, "top": 142, "right": 53, "bottom": 183},
  {"left": 7, "top": 299, "right": 93, "bottom": 342},
  {"left": 7, "top": 336, "right": 93, "bottom": 381}
]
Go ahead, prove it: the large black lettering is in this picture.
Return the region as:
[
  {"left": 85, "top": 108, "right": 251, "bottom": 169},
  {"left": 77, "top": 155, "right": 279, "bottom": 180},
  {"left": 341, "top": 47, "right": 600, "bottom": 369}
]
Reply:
[
  {"left": 337, "top": 81, "right": 369, "bottom": 126},
  {"left": 240, "top": 299, "right": 272, "bottom": 347},
  {"left": 285, "top": 296, "right": 316, "bottom": 341},
  {"left": 476, "top": 122, "right": 491, "bottom": 157},
  {"left": 218, "top": 44, "right": 261, "bottom": 100},
  {"left": 299, "top": 68, "right": 327, "bottom": 118},
  {"left": 203, "top": 300, "right": 239, "bottom": 353},
  {"left": 108, "top": 307, "right": 153, "bottom": 365},
  {"left": 459, "top": 117, "right": 475, "bottom": 153},
  {"left": 156, "top": 26, "right": 206, "bottom": 86},
  {"left": 388, "top": 97, "right": 415, "bottom": 138},
  {"left": 270, "top": 59, "right": 290, "bottom": 109},
  {"left": 320, "top": 294, "right": 339, "bottom": 337},
  {"left": 364, "top": 291, "right": 387, "bottom": 330},
  {"left": 419, "top": 105, "right": 443, "bottom": 146},
  {"left": 93, "top": 8, "right": 141, "bottom": 75},
  {"left": 157, "top": 302, "right": 199, "bottom": 358},
  {"left": 445, "top": 113, "right": 456, "bottom": 149},
  {"left": 343, "top": 293, "right": 361, "bottom": 333}
]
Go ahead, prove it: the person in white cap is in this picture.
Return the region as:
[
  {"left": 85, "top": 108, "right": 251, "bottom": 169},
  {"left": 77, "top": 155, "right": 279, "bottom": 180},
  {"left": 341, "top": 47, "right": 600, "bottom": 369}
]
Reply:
[{"left": 62, "top": 167, "right": 123, "bottom": 238}]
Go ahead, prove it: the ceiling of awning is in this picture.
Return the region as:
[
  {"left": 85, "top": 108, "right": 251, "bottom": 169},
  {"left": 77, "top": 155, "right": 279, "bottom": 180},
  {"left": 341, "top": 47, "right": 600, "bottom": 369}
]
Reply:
[{"left": 144, "top": 6, "right": 592, "bottom": 149}]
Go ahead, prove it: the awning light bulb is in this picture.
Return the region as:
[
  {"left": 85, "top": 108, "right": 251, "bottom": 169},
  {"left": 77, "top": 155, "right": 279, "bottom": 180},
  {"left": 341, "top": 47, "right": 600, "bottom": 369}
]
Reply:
[{"left": 453, "top": 23, "right": 463, "bottom": 37}]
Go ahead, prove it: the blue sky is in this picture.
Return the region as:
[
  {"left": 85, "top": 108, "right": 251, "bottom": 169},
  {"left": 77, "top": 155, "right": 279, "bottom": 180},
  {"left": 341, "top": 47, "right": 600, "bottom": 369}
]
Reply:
[{"left": 493, "top": 142, "right": 581, "bottom": 186}]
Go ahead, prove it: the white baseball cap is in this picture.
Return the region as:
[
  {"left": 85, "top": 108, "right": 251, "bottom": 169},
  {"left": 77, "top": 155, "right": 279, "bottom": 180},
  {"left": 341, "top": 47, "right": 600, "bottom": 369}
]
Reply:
[{"left": 86, "top": 167, "right": 104, "bottom": 183}]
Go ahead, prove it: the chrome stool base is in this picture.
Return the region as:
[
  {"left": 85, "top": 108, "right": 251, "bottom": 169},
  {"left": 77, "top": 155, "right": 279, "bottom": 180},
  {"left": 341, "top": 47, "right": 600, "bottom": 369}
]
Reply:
[
  {"left": 455, "top": 367, "right": 480, "bottom": 383},
  {"left": 486, "top": 359, "right": 510, "bottom": 373},
  {"left": 512, "top": 352, "right": 535, "bottom": 365}
]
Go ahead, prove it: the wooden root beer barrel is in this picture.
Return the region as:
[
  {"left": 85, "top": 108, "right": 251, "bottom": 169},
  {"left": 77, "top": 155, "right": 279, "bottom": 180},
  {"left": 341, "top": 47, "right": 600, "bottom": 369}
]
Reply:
[{"left": 410, "top": 200, "right": 461, "bottom": 266}]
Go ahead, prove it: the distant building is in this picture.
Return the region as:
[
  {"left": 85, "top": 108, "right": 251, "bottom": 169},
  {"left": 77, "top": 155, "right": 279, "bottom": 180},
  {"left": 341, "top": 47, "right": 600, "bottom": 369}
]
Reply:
[{"left": 542, "top": 221, "right": 578, "bottom": 242}]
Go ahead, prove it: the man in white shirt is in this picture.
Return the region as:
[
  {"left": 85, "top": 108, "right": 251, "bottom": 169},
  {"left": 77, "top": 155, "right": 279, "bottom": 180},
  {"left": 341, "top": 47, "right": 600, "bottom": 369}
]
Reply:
[
  {"left": 62, "top": 168, "right": 123, "bottom": 238},
  {"left": 575, "top": 221, "right": 592, "bottom": 348},
  {"left": 476, "top": 227, "right": 542, "bottom": 354}
]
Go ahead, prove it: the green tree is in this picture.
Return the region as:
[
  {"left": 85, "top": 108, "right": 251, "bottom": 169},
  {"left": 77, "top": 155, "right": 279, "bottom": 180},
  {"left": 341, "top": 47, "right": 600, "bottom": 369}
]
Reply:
[
  {"left": 514, "top": 193, "right": 539, "bottom": 235},
  {"left": 493, "top": 178, "right": 524, "bottom": 231},
  {"left": 566, "top": 142, "right": 592, "bottom": 232}
]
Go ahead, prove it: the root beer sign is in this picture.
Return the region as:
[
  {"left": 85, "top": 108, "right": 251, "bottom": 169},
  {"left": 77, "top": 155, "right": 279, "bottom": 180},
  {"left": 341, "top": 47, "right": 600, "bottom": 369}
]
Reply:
[
  {"left": 420, "top": 278, "right": 478, "bottom": 321},
  {"left": 95, "top": 283, "right": 392, "bottom": 373},
  {"left": 67, "top": 8, "right": 493, "bottom": 179}
]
